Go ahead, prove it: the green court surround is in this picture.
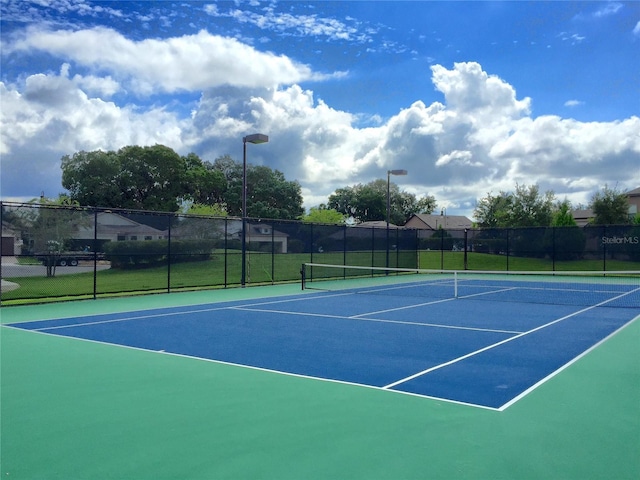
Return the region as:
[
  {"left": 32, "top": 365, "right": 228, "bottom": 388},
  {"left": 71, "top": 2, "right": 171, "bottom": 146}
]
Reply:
[{"left": 2, "top": 286, "right": 639, "bottom": 479}]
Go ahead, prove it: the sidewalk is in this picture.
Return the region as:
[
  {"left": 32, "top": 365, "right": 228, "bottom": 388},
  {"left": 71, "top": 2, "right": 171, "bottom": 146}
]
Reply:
[{"left": 1, "top": 256, "right": 19, "bottom": 292}]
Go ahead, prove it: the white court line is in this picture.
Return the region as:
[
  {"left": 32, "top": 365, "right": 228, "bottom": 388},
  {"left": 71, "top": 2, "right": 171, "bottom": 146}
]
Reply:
[
  {"left": 230, "top": 306, "right": 523, "bottom": 334},
  {"left": 349, "top": 296, "right": 457, "bottom": 317},
  {"left": 382, "top": 287, "right": 640, "bottom": 390},
  {"left": 33, "top": 305, "right": 234, "bottom": 331},
  {"left": 7, "top": 287, "right": 638, "bottom": 412},
  {"left": 0, "top": 323, "right": 502, "bottom": 411},
  {"left": 458, "top": 287, "right": 518, "bottom": 299},
  {"left": 498, "top": 311, "right": 640, "bottom": 411},
  {"left": 29, "top": 291, "right": 356, "bottom": 331}
]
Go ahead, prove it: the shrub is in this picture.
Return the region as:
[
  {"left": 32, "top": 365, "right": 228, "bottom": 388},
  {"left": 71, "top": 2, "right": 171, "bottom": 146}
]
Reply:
[{"left": 104, "top": 239, "right": 216, "bottom": 269}]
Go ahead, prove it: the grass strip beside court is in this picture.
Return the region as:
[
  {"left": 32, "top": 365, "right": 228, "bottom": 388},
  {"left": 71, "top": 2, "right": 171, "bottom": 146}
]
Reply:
[{"left": 3, "top": 252, "right": 639, "bottom": 304}]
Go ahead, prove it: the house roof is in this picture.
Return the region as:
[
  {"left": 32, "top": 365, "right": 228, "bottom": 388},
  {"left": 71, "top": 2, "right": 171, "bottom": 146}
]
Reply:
[
  {"left": 626, "top": 187, "right": 640, "bottom": 197},
  {"left": 405, "top": 214, "right": 473, "bottom": 230},
  {"left": 73, "top": 212, "right": 168, "bottom": 237},
  {"left": 572, "top": 209, "right": 594, "bottom": 218},
  {"left": 356, "top": 221, "right": 402, "bottom": 229}
]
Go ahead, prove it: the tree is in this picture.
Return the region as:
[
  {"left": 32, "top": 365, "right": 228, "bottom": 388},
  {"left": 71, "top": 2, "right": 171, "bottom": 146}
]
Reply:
[
  {"left": 302, "top": 205, "right": 346, "bottom": 224},
  {"left": 474, "top": 184, "right": 555, "bottom": 228},
  {"left": 181, "top": 153, "right": 226, "bottom": 207},
  {"left": 212, "top": 158, "right": 304, "bottom": 220},
  {"left": 589, "top": 185, "right": 630, "bottom": 225},
  {"left": 61, "top": 145, "right": 225, "bottom": 212},
  {"left": 61, "top": 150, "right": 121, "bottom": 208},
  {"left": 510, "top": 184, "right": 554, "bottom": 227},
  {"left": 327, "top": 180, "right": 435, "bottom": 225},
  {"left": 414, "top": 195, "right": 438, "bottom": 217},
  {"left": 248, "top": 166, "right": 304, "bottom": 220},
  {"left": 545, "top": 199, "right": 585, "bottom": 260},
  {"left": 185, "top": 203, "right": 227, "bottom": 217},
  {"left": 551, "top": 199, "right": 577, "bottom": 227},
  {"left": 15, "top": 197, "right": 91, "bottom": 277},
  {"left": 473, "top": 191, "right": 513, "bottom": 228},
  {"left": 114, "top": 145, "right": 189, "bottom": 212}
]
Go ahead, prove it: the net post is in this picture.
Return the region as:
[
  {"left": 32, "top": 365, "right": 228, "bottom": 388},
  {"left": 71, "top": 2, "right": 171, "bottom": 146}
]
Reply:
[
  {"left": 454, "top": 271, "right": 458, "bottom": 298},
  {"left": 300, "top": 263, "right": 306, "bottom": 290}
]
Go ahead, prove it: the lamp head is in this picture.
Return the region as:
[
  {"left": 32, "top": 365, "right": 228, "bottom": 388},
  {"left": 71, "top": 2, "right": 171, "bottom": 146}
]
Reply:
[
  {"left": 388, "top": 169, "right": 408, "bottom": 176},
  {"left": 244, "top": 133, "right": 269, "bottom": 144}
]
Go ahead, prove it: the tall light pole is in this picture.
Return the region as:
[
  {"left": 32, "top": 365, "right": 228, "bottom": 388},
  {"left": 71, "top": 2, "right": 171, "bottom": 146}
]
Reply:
[
  {"left": 241, "top": 133, "right": 269, "bottom": 286},
  {"left": 386, "top": 169, "right": 408, "bottom": 269}
]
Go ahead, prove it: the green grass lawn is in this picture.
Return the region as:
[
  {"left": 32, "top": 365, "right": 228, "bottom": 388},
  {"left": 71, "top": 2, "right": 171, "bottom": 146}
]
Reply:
[{"left": 2, "top": 251, "right": 638, "bottom": 305}]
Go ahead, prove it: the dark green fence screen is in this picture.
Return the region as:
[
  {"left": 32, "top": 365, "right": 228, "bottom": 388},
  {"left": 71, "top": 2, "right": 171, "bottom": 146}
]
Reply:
[{"left": 1, "top": 202, "right": 638, "bottom": 304}]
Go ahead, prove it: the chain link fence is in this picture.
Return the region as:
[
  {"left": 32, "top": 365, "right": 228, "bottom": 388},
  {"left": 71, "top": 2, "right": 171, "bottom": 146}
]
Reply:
[{"left": 1, "top": 202, "right": 638, "bottom": 304}]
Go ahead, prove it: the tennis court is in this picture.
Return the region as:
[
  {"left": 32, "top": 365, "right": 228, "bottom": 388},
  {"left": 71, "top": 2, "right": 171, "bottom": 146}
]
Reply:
[{"left": 2, "top": 267, "right": 639, "bottom": 478}]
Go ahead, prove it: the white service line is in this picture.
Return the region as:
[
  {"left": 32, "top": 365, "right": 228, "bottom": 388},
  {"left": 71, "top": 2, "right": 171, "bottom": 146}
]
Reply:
[
  {"left": 230, "top": 305, "right": 523, "bottom": 334},
  {"left": 383, "top": 287, "right": 640, "bottom": 390}
]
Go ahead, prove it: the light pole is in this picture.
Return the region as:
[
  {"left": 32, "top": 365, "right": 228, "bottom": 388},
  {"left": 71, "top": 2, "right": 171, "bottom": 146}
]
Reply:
[
  {"left": 241, "top": 133, "right": 269, "bottom": 286},
  {"left": 386, "top": 169, "right": 408, "bottom": 269}
]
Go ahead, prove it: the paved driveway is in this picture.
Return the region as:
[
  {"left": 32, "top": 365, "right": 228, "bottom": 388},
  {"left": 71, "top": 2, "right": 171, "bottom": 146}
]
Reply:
[
  {"left": 1, "top": 257, "right": 110, "bottom": 278},
  {"left": 1, "top": 257, "right": 111, "bottom": 293}
]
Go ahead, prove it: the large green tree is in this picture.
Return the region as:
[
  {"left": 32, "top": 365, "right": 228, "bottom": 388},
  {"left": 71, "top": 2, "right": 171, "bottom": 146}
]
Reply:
[
  {"left": 61, "top": 150, "right": 121, "bottom": 208},
  {"left": 212, "top": 157, "right": 304, "bottom": 220},
  {"left": 510, "top": 184, "right": 555, "bottom": 227},
  {"left": 473, "top": 191, "right": 512, "bottom": 228},
  {"left": 61, "top": 145, "right": 225, "bottom": 212},
  {"left": 182, "top": 153, "right": 226, "bottom": 207},
  {"left": 589, "top": 185, "right": 630, "bottom": 225},
  {"left": 474, "top": 184, "right": 555, "bottom": 228},
  {"left": 302, "top": 205, "right": 346, "bottom": 224},
  {"left": 327, "top": 180, "right": 436, "bottom": 225}
]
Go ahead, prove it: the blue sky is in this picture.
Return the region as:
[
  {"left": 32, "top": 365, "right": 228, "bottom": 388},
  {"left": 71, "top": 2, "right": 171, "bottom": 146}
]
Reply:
[{"left": 1, "top": 0, "right": 639, "bottom": 219}]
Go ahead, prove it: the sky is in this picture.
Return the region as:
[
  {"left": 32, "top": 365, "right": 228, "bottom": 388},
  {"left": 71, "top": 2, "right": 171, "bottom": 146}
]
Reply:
[{"left": 1, "top": 0, "right": 639, "bottom": 220}]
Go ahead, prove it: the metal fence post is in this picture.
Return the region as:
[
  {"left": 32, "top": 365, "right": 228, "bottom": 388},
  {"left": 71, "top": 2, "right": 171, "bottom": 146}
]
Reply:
[
  {"left": 93, "top": 208, "right": 98, "bottom": 299},
  {"left": 167, "top": 220, "right": 171, "bottom": 293}
]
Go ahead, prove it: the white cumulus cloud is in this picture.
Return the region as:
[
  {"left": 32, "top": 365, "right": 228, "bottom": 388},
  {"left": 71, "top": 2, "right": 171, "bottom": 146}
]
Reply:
[
  {"left": 5, "top": 27, "right": 336, "bottom": 95},
  {"left": 1, "top": 41, "right": 638, "bottom": 217}
]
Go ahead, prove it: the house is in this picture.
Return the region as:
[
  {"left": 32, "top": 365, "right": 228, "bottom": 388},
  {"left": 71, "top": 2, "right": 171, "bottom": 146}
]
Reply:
[
  {"left": 572, "top": 188, "right": 640, "bottom": 226},
  {"left": 626, "top": 187, "right": 640, "bottom": 219},
  {"left": 226, "top": 220, "right": 289, "bottom": 253},
  {"left": 571, "top": 209, "right": 594, "bottom": 227},
  {"left": 74, "top": 212, "right": 167, "bottom": 244},
  {"left": 404, "top": 214, "right": 473, "bottom": 230},
  {"left": 1, "top": 222, "right": 23, "bottom": 257}
]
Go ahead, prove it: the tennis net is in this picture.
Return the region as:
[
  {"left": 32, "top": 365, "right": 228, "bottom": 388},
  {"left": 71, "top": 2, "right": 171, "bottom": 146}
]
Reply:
[{"left": 300, "top": 263, "right": 640, "bottom": 308}]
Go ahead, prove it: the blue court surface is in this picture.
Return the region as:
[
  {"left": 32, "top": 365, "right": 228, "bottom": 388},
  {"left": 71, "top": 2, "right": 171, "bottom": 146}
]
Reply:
[{"left": 9, "top": 280, "right": 640, "bottom": 410}]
